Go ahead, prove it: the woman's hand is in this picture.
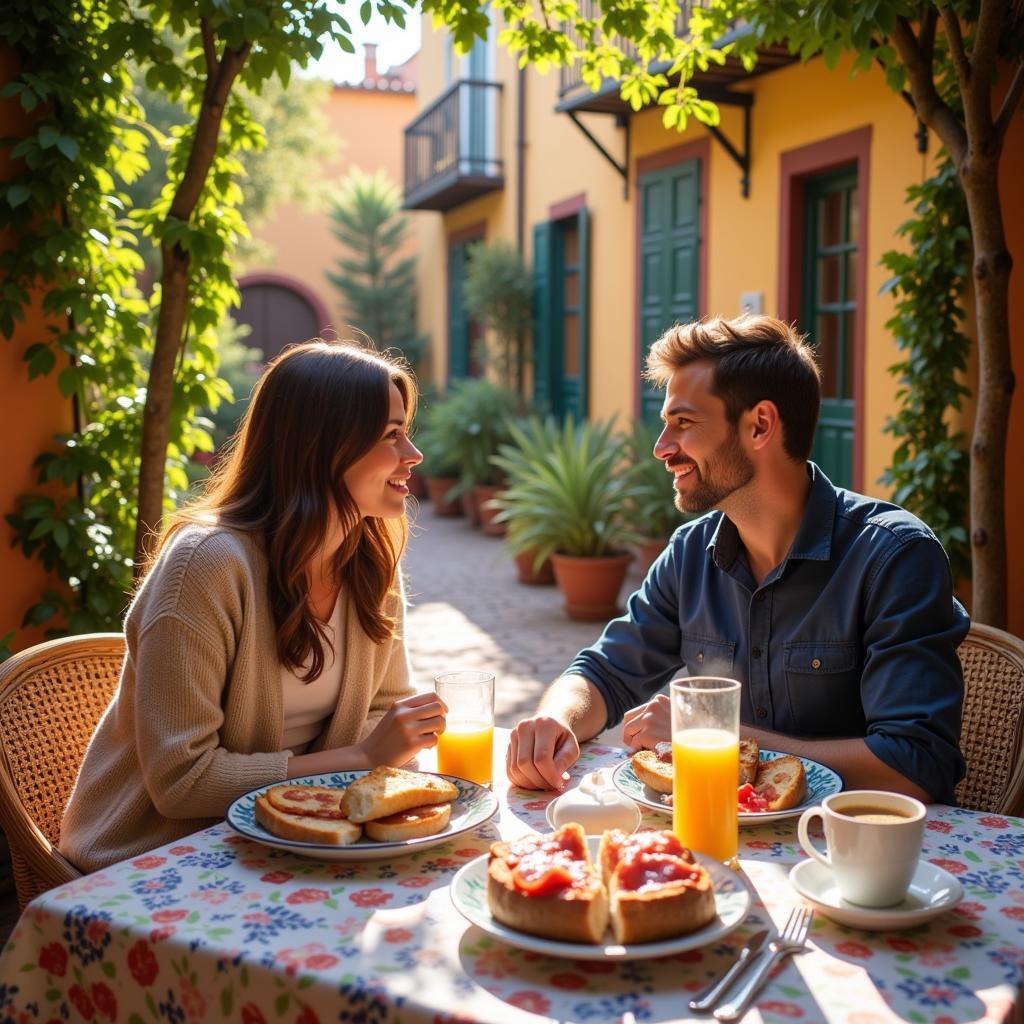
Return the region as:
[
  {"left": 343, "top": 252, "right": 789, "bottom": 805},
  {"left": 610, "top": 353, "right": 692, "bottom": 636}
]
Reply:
[{"left": 359, "top": 691, "right": 448, "bottom": 767}]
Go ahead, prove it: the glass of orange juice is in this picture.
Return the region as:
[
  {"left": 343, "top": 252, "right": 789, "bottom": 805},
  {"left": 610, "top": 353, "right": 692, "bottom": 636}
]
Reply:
[
  {"left": 434, "top": 671, "right": 495, "bottom": 785},
  {"left": 670, "top": 676, "right": 741, "bottom": 864}
]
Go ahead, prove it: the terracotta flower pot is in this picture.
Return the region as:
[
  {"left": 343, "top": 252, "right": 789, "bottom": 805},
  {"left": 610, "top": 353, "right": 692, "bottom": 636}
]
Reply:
[
  {"left": 424, "top": 476, "right": 462, "bottom": 517},
  {"left": 406, "top": 469, "right": 427, "bottom": 499},
  {"left": 473, "top": 484, "right": 506, "bottom": 537},
  {"left": 550, "top": 551, "right": 633, "bottom": 621},
  {"left": 513, "top": 548, "right": 555, "bottom": 585},
  {"left": 631, "top": 537, "right": 669, "bottom": 577}
]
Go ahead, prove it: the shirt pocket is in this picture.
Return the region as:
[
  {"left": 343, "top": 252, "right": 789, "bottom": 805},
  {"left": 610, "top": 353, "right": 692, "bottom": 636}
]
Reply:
[
  {"left": 680, "top": 633, "right": 736, "bottom": 677},
  {"left": 783, "top": 640, "right": 864, "bottom": 736}
]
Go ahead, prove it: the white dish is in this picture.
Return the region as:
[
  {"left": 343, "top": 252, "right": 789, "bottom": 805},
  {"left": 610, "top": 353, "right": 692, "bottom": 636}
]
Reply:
[
  {"left": 789, "top": 857, "right": 964, "bottom": 930},
  {"left": 226, "top": 771, "right": 498, "bottom": 862},
  {"left": 449, "top": 836, "right": 752, "bottom": 961},
  {"left": 611, "top": 750, "right": 844, "bottom": 825},
  {"left": 544, "top": 774, "right": 641, "bottom": 835}
]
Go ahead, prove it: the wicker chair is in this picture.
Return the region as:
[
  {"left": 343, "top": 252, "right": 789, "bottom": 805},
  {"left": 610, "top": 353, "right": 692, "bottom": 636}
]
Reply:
[
  {"left": 954, "top": 622, "right": 1024, "bottom": 815},
  {"left": 0, "top": 633, "right": 124, "bottom": 909}
]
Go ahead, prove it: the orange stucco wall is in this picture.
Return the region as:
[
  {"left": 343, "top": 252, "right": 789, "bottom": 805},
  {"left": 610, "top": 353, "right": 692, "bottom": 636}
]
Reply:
[
  {"left": 1, "top": 49, "right": 73, "bottom": 652},
  {"left": 247, "top": 83, "right": 417, "bottom": 337}
]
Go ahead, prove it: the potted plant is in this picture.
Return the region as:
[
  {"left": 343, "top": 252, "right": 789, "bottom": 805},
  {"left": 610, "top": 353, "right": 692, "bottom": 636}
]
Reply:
[
  {"left": 441, "top": 378, "right": 525, "bottom": 535},
  {"left": 415, "top": 398, "right": 463, "bottom": 517},
  {"left": 622, "top": 418, "right": 694, "bottom": 575},
  {"left": 490, "top": 417, "right": 641, "bottom": 618},
  {"left": 462, "top": 242, "right": 532, "bottom": 394}
]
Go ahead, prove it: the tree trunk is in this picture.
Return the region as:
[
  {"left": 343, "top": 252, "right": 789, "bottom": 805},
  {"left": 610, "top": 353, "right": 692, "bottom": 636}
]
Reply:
[
  {"left": 961, "top": 162, "right": 1014, "bottom": 628},
  {"left": 133, "top": 37, "right": 249, "bottom": 574}
]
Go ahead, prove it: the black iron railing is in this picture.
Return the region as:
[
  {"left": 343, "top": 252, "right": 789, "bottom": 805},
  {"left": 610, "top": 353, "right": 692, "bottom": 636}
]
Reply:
[
  {"left": 404, "top": 79, "right": 503, "bottom": 206},
  {"left": 558, "top": 1, "right": 701, "bottom": 98}
]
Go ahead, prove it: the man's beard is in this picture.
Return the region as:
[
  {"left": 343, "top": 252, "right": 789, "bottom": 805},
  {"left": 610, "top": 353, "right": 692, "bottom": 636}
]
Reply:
[{"left": 672, "top": 428, "right": 755, "bottom": 515}]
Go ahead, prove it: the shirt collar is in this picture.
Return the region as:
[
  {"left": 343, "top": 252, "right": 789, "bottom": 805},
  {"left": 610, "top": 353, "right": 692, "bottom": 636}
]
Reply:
[{"left": 706, "top": 461, "right": 837, "bottom": 571}]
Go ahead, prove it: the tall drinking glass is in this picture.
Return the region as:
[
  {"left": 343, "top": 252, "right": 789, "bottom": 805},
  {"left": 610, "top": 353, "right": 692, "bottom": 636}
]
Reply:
[
  {"left": 670, "top": 676, "right": 741, "bottom": 863},
  {"left": 434, "top": 671, "right": 495, "bottom": 785}
]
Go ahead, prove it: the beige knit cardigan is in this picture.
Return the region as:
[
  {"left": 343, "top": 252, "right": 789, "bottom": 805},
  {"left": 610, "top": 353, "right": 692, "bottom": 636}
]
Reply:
[{"left": 59, "top": 525, "right": 413, "bottom": 872}]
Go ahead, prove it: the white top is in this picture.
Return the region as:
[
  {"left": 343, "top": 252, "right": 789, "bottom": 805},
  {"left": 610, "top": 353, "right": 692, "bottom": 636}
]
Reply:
[{"left": 281, "top": 595, "right": 345, "bottom": 754}]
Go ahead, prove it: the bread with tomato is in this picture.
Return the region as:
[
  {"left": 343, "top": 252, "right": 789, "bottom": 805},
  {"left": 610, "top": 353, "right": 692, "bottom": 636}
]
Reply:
[
  {"left": 753, "top": 754, "right": 806, "bottom": 811},
  {"left": 600, "top": 829, "right": 716, "bottom": 944},
  {"left": 364, "top": 802, "right": 452, "bottom": 841},
  {"left": 630, "top": 742, "right": 674, "bottom": 793},
  {"left": 255, "top": 794, "right": 362, "bottom": 845},
  {"left": 486, "top": 823, "right": 609, "bottom": 944}
]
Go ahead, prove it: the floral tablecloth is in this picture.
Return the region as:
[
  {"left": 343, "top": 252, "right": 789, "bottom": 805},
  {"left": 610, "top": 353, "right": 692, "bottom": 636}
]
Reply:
[{"left": 1, "top": 737, "right": 1023, "bottom": 1024}]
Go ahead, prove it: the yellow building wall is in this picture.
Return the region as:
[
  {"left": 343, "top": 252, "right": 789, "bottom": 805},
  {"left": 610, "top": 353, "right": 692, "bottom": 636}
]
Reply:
[
  {"left": 249, "top": 84, "right": 417, "bottom": 336},
  {"left": 412, "top": 24, "right": 1023, "bottom": 631}
]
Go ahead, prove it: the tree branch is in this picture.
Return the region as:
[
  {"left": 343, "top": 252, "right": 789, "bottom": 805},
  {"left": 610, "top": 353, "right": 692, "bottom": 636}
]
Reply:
[
  {"left": 994, "top": 58, "right": 1024, "bottom": 145},
  {"left": 939, "top": 7, "right": 971, "bottom": 92},
  {"left": 892, "top": 16, "right": 967, "bottom": 162},
  {"left": 920, "top": 5, "right": 938, "bottom": 65},
  {"left": 971, "top": 0, "right": 1006, "bottom": 89},
  {"left": 201, "top": 17, "right": 218, "bottom": 80}
]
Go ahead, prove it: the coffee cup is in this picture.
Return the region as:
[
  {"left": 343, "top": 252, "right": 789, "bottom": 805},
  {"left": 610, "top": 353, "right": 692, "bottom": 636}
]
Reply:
[{"left": 797, "top": 790, "right": 927, "bottom": 908}]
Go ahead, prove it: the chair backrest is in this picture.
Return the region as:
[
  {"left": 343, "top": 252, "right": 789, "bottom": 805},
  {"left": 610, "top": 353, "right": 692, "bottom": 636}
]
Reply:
[
  {"left": 955, "top": 622, "right": 1024, "bottom": 815},
  {"left": 0, "top": 633, "right": 124, "bottom": 908}
]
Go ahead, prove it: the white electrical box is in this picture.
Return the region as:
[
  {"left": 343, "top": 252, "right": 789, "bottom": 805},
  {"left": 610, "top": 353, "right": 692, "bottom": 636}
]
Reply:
[{"left": 740, "top": 291, "right": 764, "bottom": 315}]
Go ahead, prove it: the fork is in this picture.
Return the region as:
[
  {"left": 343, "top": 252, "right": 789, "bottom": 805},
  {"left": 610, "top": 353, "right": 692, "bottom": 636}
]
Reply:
[{"left": 713, "top": 907, "right": 814, "bottom": 1021}]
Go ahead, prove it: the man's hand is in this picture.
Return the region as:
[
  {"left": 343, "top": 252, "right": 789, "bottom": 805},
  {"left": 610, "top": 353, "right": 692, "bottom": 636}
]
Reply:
[
  {"left": 622, "top": 693, "right": 671, "bottom": 750},
  {"left": 360, "top": 691, "right": 448, "bottom": 767},
  {"left": 506, "top": 715, "right": 581, "bottom": 791}
]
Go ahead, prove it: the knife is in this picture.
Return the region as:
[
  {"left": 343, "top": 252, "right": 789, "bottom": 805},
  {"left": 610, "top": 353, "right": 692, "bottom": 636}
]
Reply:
[{"left": 688, "top": 928, "right": 770, "bottom": 1013}]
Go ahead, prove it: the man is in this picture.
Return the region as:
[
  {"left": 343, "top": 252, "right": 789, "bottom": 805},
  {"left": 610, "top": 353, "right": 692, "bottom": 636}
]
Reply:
[{"left": 507, "top": 314, "right": 969, "bottom": 804}]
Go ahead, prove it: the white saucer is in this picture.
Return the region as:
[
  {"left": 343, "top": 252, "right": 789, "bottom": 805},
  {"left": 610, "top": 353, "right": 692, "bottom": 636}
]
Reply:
[{"left": 789, "top": 858, "right": 964, "bottom": 930}]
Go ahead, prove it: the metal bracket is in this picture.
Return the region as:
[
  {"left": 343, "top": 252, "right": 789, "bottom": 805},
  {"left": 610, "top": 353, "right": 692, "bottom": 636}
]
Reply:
[
  {"left": 567, "top": 111, "right": 630, "bottom": 199},
  {"left": 701, "top": 88, "right": 753, "bottom": 198}
]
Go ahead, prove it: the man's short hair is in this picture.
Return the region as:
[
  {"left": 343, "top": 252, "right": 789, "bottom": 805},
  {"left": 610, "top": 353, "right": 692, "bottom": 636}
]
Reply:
[{"left": 645, "top": 314, "right": 822, "bottom": 461}]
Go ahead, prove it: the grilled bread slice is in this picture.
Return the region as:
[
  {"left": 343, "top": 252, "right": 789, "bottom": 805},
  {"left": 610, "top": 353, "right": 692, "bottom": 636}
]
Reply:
[
  {"left": 754, "top": 754, "right": 807, "bottom": 811},
  {"left": 266, "top": 784, "right": 347, "bottom": 819},
  {"left": 738, "top": 737, "right": 760, "bottom": 786},
  {"left": 340, "top": 766, "right": 458, "bottom": 823},
  {"left": 364, "top": 802, "right": 452, "bottom": 842},
  {"left": 630, "top": 742, "right": 674, "bottom": 794},
  {"left": 255, "top": 794, "right": 362, "bottom": 845},
  {"left": 486, "top": 823, "right": 609, "bottom": 944},
  {"left": 600, "top": 828, "right": 715, "bottom": 944}
]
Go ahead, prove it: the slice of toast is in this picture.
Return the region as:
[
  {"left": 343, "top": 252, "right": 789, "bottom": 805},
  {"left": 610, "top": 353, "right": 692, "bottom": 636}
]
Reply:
[
  {"left": 486, "top": 823, "right": 608, "bottom": 944},
  {"left": 738, "top": 737, "right": 760, "bottom": 786},
  {"left": 630, "top": 746, "right": 674, "bottom": 794},
  {"left": 364, "top": 803, "right": 452, "bottom": 842},
  {"left": 255, "top": 794, "right": 362, "bottom": 845},
  {"left": 266, "top": 784, "right": 347, "bottom": 820},
  {"left": 340, "top": 766, "right": 458, "bottom": 823},
  {"left": 753, "top": 754, "right": 807, "bottom": 811}
]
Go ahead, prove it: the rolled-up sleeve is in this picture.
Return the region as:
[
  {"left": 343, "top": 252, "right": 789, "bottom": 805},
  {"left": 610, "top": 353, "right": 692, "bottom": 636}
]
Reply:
[
  {"left": 566, "top": 547, "right": 685, "bottom": 730},
  {"left": 860, "top": 535, "right": 969, "bottom": 804}
]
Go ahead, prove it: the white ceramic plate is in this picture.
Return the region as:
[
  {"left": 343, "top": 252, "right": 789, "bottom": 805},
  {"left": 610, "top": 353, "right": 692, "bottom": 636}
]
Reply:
[
  {"left": 226, "top": 771, "right": 498, "bottom": 861},
  {"left": 611, "top": 750, "right": 844, "bottom": 825},
  {"left": 789, "top": 858, "right": 964, "bottom": 930},
  {"left": 449, "top": 836, "right": 752, "bottom": 960}
]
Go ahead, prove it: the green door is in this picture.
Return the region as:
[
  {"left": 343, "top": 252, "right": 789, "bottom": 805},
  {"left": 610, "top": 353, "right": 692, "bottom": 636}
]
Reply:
[
  {"left": 448, "top": 240, "right": 483, "bottom": 381},
  {"left": 533, "top": 210, "right": 590, "bottom": 420},
  {"left": 803, "top": 168, "right": 857, "bottom": 487},
  {"left": 638, "top": 159, "right": 701, "bottom": 419}
]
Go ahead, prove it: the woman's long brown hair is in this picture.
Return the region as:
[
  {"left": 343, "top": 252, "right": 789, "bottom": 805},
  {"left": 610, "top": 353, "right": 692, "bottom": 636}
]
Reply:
[{"left": 156, "top": 339, "right": 417, "bottom": 679}]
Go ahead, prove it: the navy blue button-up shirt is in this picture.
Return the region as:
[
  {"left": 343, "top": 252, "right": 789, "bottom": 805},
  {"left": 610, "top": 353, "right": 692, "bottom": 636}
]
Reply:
[{"left": 567, "top": 464, "right": 969, "bottom": 804}]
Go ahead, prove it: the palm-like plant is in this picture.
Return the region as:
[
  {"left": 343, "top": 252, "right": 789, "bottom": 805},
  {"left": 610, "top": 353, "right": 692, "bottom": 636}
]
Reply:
[
  {"left": 490, "top": 417, "right": 642, "bottom": 567},
  {"left": 622, "top": 418, "right": 693, "bottom": 541}
]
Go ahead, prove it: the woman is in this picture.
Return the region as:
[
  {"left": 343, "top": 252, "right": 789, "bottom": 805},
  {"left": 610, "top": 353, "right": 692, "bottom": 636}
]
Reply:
[{"left": 59, "top": 339, "right": 445, "bottom": 872}]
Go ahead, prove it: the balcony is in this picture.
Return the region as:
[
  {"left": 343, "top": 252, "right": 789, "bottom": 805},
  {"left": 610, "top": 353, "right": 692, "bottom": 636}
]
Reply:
[
  {"left": 556, "top": 7, "right": 795, "bottom": 114},
  {"left": 403, "top": 80, "right": 504, "bottom": 212}
]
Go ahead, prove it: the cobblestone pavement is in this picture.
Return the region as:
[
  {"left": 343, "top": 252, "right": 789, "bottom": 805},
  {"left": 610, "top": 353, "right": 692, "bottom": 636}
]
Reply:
[{"left": 403, "top": 502, "right": 645, "bottom": 734}]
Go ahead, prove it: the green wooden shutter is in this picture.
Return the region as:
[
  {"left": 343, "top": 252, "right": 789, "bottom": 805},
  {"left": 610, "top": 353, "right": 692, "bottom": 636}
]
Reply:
[
  {"left": 577, "top": 207, "right": 590, "bottom": 419},
  {"left": 532, "top": 221, "right": 553, "bottom": 412}
]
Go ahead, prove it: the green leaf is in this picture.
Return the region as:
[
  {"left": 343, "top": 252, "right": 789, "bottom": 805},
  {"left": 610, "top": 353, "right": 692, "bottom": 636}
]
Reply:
[{"left": 6, "top": 184, "right": 31, "bottom": 208}]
